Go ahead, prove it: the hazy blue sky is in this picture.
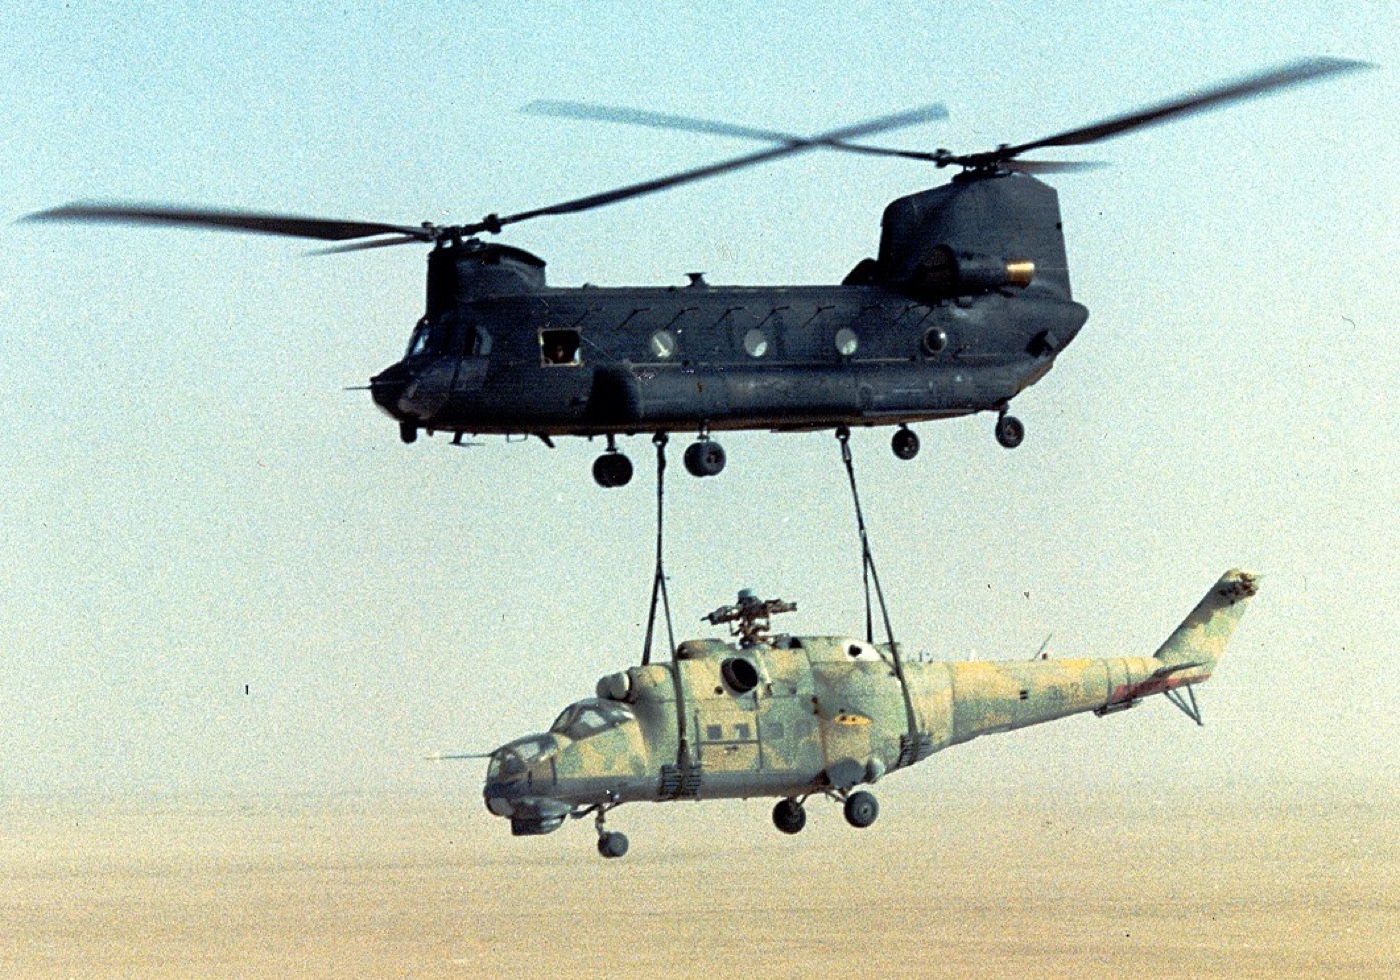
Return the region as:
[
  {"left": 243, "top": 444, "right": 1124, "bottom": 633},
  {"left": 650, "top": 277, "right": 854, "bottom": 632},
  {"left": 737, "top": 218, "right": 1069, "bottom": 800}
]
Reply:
[{"left": 2, "top": 2, "right": 1395, "bottom": 803}]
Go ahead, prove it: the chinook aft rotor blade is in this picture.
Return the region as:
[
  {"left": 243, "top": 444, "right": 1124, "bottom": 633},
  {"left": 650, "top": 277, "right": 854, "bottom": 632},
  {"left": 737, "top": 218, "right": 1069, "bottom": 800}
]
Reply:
[
  {"left": 525, "top": 99, "right": 955, "bottom": 163},
  {"left": 539, "top": 58, "right": 1372, "bottom": 175},
  {"left": 24, "top": 202, "right": 434, "bottom": 243},
  {"left": 526, "top": 100, "right": 823, "bottom": 145},
  {"left": 975, "top": 56, "right": 1375, "bottom": 168},
  {"left": 483, "top": 102, "right": 949, "bottom": 231}
]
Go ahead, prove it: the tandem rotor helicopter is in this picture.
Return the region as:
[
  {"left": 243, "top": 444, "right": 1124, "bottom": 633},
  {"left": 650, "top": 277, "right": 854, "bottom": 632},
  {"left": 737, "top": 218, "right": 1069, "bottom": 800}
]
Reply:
[{"left": 28, "top": 58, "right": 1369, "bottom": 487}]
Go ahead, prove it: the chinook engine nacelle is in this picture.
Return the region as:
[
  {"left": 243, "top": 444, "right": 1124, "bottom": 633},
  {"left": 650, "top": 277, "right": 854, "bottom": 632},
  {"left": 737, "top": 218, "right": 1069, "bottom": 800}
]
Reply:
[
  {"left": 877, "top": 173, "right": 1072, "bottom": 301},
  {"left": 903, "top": 245, "right": 1035, "bottom": 301}
]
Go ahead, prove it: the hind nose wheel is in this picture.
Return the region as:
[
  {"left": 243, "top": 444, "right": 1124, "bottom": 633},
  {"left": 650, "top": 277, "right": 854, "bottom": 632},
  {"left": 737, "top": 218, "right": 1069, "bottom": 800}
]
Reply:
[{"left": 596, "top": 831, "right": 629, "bottom": 858}]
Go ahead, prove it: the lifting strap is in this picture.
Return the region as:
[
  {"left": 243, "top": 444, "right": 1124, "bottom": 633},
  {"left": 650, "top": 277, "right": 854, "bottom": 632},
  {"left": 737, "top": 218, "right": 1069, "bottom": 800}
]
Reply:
[
  {"left": 835, "top": 426, "right": 924, "bottom": 767},
  {"left": 640, "top": 432, "right": 698, "bottom": 797},
  {"left": 641, "top": 432, "right": 676, "bottom": 666},
  {"left": 836, "top": 426, "right": 895, "bottom": 648}
]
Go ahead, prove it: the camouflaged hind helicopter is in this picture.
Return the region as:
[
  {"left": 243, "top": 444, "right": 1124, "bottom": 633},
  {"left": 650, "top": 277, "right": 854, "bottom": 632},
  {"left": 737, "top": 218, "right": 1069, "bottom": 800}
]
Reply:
[
  {"left": 476, "top": 570, "right": 1256, "bottom": 858},
  {"left": 27, "top": 59, "right": 1366, "bottom": 487}
]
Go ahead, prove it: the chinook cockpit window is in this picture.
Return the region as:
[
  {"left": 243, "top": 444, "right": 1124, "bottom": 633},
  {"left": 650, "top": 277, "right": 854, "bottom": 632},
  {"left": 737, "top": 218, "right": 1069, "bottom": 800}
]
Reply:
[
  {"left": 406, "top": 320, "right": 433, "bottom": 357},
  {"left": 550, "top": 698, "right": 634, "bottom": 740},
  {"left": 407, "top": 318, "right": 492, "bottom": 358},
  {"left": 406, "top": 319, "right": 456, "bottom": 358}
]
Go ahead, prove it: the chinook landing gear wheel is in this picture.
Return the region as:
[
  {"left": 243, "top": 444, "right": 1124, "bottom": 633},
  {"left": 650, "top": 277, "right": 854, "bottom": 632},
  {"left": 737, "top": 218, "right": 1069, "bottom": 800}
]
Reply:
[
  {"left": 683, "top": 439, "right": 726, "bottom": 478},
  {"left": 772, "top": 798, "right": 807, "bottom": 835},
  {"left": 995, "top": 413, "right": 1025, "bottom": 449},
  {"left": 891, "top": 426, "right": 920, "bottom": 461},
  {"left": 592, "top": 452, "right": 633, "bottom": 488},
  {"left": 592, "top": 434, "right": 633, "bottom": 488},
  {"left": 843, "top": 791, "right": 879, "bottom": 829},
  {"left": 597, "top": 831, "right": 629, "bottom": 859},
  {"left": 399, "top": 422, "right": 418, "bottom": 444}
]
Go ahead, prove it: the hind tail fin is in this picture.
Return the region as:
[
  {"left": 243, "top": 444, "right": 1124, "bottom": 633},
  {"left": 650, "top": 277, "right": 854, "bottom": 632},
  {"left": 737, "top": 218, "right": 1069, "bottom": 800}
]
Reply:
[{"left": 1152, "top": 569, "right": 1259, "bottom": 679}]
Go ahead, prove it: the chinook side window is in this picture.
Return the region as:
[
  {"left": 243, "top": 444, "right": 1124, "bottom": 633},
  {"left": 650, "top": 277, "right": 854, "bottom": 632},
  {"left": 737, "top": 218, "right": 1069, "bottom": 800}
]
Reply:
[{"left": 540, "top": 328, "right": 581, "bottom": 366}]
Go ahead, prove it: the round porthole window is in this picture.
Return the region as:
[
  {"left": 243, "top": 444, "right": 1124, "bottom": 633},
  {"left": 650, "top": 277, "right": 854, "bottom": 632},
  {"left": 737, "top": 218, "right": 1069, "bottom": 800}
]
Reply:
[
  {"left": 922, "top": 327, "right": 948, "bottom": 355},
  {"left": 650, "top": 329, "right": 677, "bottom": 359},
  {"left": 834, "top": 327, "right": 859, "bottom": 356},
  {"left": 720, "top": 657, "right": 759, "bottom": 694},
  {"left": 743, "top": 328, "right": 769, "bottom": 358}
]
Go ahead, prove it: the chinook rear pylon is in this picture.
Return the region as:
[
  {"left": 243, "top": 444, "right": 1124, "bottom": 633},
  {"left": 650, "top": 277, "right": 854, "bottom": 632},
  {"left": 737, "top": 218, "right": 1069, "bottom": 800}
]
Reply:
[{"left": 480, "top": 569, "right": 1257, "bottom": 857}]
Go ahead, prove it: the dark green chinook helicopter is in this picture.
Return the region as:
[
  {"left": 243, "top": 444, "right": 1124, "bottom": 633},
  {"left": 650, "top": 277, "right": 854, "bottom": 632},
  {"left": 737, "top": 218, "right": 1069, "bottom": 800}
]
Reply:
[{"left": 28, "top": 59, "right": 1367, "bottom": 487}]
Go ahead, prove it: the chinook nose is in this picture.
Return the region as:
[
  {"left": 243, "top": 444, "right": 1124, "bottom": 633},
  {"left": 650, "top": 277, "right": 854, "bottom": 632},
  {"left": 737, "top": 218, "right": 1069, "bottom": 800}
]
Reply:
[{"left": 369, "top": 362, "right": 411, "bottom": 418}]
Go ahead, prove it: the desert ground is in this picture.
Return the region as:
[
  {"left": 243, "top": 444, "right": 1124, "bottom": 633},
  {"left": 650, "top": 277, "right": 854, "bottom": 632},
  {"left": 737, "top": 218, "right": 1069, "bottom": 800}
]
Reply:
[{"left": 4, "top": 783, "right": 1395, "bottom": 979}]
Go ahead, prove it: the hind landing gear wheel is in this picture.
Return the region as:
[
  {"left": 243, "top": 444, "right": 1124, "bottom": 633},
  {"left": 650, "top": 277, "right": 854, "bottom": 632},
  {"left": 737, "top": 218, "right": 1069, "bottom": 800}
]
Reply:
[
  {"left": 843, "top": 791, "right": 879, "bottom": 829},
  {"left": 683, "top": 440, "right": 726, "bottom": 478},
  {"left": 597, "top": 831, "right": 629, "bottom": 859},
  {"left": 772, "top": 798, "right": 807, "bottom": 835},
  {"left": 592, "top": 452, "right": 633, "bottom": 488},
  {"left": 891, "top": 426, "right": 920, "bottom": 460},
  {"left": 995, "top": 414, "right": 1025, "bottom": 449},
  {"left": 399, "top": 422, "right": 418, "bottom": 444}
]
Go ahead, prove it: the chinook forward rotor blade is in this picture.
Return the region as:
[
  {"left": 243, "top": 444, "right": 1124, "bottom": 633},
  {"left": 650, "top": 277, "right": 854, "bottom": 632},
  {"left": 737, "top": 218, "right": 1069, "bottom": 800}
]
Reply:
[
  {"left": 27, "top": 103, "right": 947, "bottom": 248},
  {"left": 978, "top": 56, "right": 1375, "bottom": 167},
  {"left": 310, "top": 234, "right": 431, "bottom": 255},
  {"left": 24, "top": 202, "right": 434, "bottom": 243},
  {"left": 525, "top": 99, "right": 955, "bottom": 163},
  {"left": 1005, "top": 159, "right": 1108, "bottom": 175},
  {"left": 484, "top": 102, "right": 949, "bottom": 231}
]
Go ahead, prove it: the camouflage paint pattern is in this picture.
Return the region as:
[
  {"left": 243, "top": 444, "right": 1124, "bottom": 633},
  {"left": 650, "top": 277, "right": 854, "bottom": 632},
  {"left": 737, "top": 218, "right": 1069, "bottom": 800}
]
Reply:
[{"left": 482, "top": 570, "right": 1257, "bottom": 838}]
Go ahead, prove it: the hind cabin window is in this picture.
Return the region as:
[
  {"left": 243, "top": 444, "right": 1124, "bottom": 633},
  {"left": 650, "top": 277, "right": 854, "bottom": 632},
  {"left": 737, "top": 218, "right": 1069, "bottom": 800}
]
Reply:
[{"left": 540, "top": 328, "right": 582, "bottom": 366}]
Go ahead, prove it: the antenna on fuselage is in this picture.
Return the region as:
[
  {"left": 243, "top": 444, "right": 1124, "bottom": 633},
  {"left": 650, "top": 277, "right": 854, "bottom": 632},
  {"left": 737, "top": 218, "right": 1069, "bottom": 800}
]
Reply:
[{"left": 1031, "top": 633, "right": 1054, "bottom": 661}]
